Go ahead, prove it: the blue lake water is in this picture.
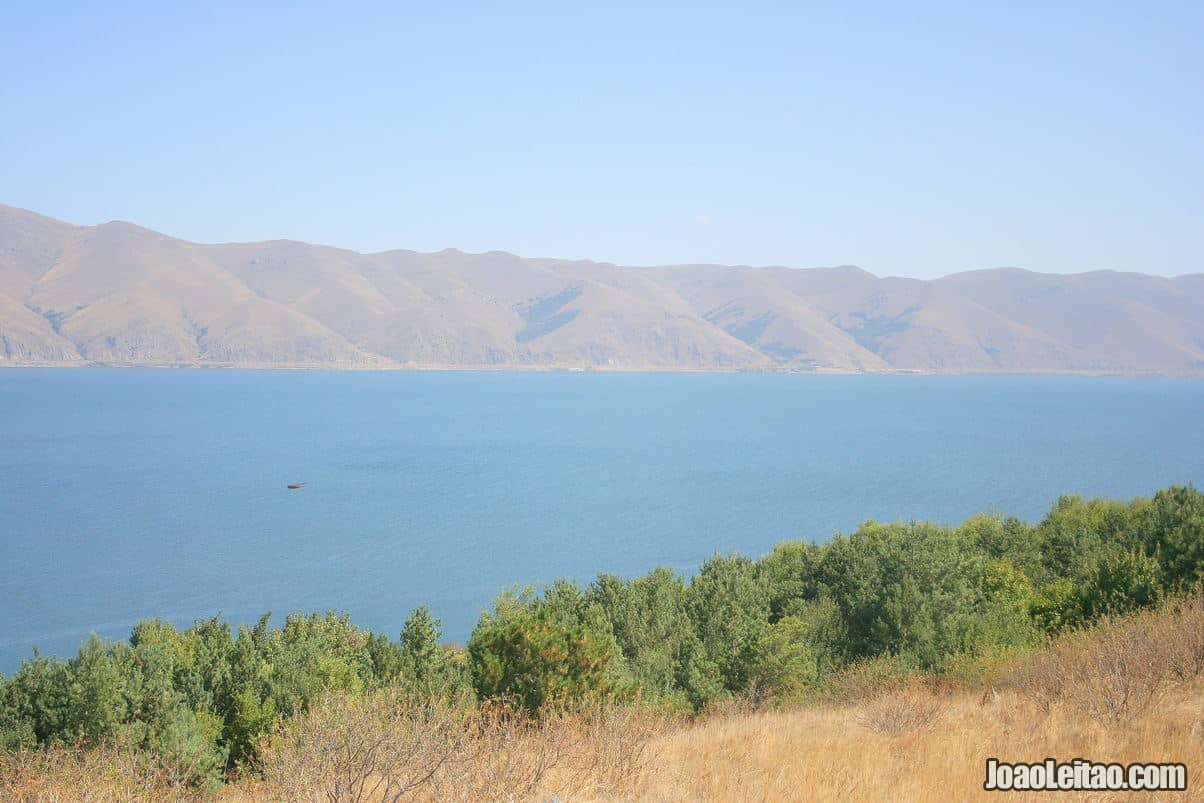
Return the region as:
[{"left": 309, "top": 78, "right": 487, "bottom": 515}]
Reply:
[{"left": 2, "top": 369, "right": 1202, "bottom": 672}]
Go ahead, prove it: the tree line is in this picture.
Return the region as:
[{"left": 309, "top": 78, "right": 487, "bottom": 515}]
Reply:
[{"left": 1, "top": 484, "right": 1200, "bottom": 787}]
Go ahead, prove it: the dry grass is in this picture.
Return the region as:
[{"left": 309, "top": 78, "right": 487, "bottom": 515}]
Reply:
[
  {"left": 0, "top": 743, "right": 203, "bottom": 802},
  {"left": 639, "top": 681, "right": 1204, "bottom": 802},
  {"left": 244, "top": 696, "right": 673, "bottom": 802}
]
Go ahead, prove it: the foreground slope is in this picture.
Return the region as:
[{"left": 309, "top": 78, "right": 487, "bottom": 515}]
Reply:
[
  {"left": 1, "top": 204, "right": 1200, "bottom": 373},
  {"left": 7, "top": 597, "right": 1202, "bottom": 801}
]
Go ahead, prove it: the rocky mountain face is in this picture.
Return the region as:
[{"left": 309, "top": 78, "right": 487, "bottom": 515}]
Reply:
[{"left": 2, "top": 205, "right": 1200, "bottom": 374}]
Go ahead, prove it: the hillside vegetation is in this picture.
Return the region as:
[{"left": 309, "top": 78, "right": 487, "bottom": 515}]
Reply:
[
  {"left": 1, "top": 484, "right": 1201, "bottom": 800},
  {"left": 3, "top": 204, "right": 1202, "bottom": 374}
]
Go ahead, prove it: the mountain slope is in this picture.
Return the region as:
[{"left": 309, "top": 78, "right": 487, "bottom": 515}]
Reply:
[{"left": 1, "top": 204, "right": 1200, "bottom": 373}]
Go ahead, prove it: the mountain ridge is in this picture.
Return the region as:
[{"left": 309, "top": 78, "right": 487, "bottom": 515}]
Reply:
[{"left": 2, "top": 204, "right": 1200, "bottom": 374}]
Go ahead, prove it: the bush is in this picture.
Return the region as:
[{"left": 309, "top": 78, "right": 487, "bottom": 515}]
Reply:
[
  {"left": 941, "top": 643, "right": 1036, "bottom": 688},
  {"left": 1137, "top": 484, "right": 1204, "bottom": 591},
  {"left": 146, "top": 708, "right": 227, "bottom": 790},
  {"left": 749, "top": 616, "right": 819, "bottom": 704},
  {"left": 469, "top": 592, "right": 620, "bottom": 713},
  {"left": 0, "top": 742, "right": 201, "bottom": 802},
  {"left": 1028, "top": 579, "right": 1082, "bottom": 633},
  {"left": 258, "top": 691, "right": 470, "bottom": 802},
  {"left": 1078, "top": 548, "right": 1161, "bottom": 618},
  {"left": 257, "top": 693, "right": 668, "bottom": 802},
  {"left": 1003, "top": 593, "right": 1204, "bottom": 722},
  {"left": 818, "top": 654, "right": 918, "bottom": 705},
  {"left": 857, "top": 682, "right": 945, "bottom": 735}
]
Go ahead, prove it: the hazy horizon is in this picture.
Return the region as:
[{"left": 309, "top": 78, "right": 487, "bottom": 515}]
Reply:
[
  {"left": 13, "top": 202, "right": 1203, "bottom": 282},
  {"left": 3, "top": 3, "right": 1201, "bottom": 279}
]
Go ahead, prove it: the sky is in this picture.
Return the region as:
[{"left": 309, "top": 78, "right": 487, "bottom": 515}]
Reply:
[{"left": 1, "top": 1, "right": 1201, "bottom": 279}]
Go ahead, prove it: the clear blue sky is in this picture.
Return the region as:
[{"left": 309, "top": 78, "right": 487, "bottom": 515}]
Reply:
[{"left": 2, "top": 1, "right": 1200, "bottom": 278}]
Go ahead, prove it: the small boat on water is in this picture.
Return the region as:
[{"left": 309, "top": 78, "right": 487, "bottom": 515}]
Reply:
[{"left": 287, "top": 483, "right": 306, "bottom": 490}]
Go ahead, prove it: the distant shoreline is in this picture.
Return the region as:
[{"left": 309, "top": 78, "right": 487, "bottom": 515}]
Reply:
[{"left": 0, "top": 361, "right": 1197, "bottom": 377}]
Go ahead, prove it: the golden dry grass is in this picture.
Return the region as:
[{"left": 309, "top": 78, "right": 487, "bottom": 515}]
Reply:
[
  {"left": 0, "top": 742, "right": 199, "bottom": 802},
  {"left": 626, "top": 682, "right": 1204, "bottom": 802}
]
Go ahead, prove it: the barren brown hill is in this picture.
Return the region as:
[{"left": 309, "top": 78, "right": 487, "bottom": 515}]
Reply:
[{"left": 1, "top": 204, "right": 1200, "bottom": 373}]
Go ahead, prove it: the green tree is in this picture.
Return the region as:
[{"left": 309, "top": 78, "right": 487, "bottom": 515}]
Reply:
[
  {"left": 2, "top": 652, "right": 72, "bottom": 745},
  {"left": 1136, "top": 484, "right": 1204, "bottom": 591},
  {"left": 672, "top": 635, "right": 724, "bottom": 712},
  {"left": 759, "top": 540, "right": 822, "bottom": 622},
  {"left": 119, "top": 620, "right": 192, "bottom": 743},
  {"left": 773, "top": 594, "right": 848, "bottom": 677},
  {"left": 959, "top": 514, "right": 1041, "bottom": 579},
  {"left": 366, "top": 632, "right": 405, "bottom": 683},
  {"left": 750, "top": 616, "right": 819, "bottom": 702},
  {"left": 468, "top": 589, "right": 618, "bottom": 713},
  {"left": 176, "top": 615, "right": 235, "bottom": 716},
  {"left": 585, "top": 569, "right": 696, "bottom": 703},
  {"left": 1079, "top": 548, "right": 1161, "bottom": 618},
  {"left": 815, "top": 521, "right": 991, "bottom": 669},
  {"left": 1034, "top": 495, "right": 1138, "bottom": 583},
  {"left": 65, "top": 636, "right": 127, "bottom": 744},
  {"left": 1028, "top": 579, "right": 1082, "bottom": 633},
  {"left": 687, "top": 554, "right": 771, "bottom": 691},
  {"left": 147, "top": 707, "right": 229, "bottom": 790},
  {"left": 0, "top": 673, "right": 37, "bottom": 750},
  {"left": 226, "top": 684, "right": 277, "bottom": 766},
  {"left": 398, "top": 605, "right": 467, "bottom": 698}
]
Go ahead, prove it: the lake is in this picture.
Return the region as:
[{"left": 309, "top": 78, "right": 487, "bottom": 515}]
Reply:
[{"left": 2, "top": 369, "right": 1201, "bottom": 672}]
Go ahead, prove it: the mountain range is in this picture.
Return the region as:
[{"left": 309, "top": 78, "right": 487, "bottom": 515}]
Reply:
[{"left": 2, "top": 204, "right": 1201, "bottom": 374}]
